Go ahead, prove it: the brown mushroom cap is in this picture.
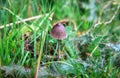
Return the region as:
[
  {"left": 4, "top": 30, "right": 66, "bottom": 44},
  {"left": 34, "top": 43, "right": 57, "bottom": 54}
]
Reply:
[{"left": 50, "top": 23, "right": 67, "bottom": 40}]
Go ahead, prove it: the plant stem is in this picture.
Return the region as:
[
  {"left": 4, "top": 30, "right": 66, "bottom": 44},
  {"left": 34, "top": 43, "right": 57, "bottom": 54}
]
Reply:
[
  {"left": 58, "top": 40, "right": 61, "bottom": 60},
  {"left": 34, "top": 26, "right": 48, "bottom": 78}
]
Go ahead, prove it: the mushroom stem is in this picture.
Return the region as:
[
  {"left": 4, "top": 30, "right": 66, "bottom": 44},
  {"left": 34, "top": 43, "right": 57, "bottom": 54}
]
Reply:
[{"left": 58, "top": 40, "right": 61, "bottom": 60}]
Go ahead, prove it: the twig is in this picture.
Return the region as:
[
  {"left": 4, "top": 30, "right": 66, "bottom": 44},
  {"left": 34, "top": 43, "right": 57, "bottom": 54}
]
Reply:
[
  {"left": 98, "top": 1, "right": 112, "bottom": 22},
  {"left": 94, "top": 5, "right": 120, "bottom": 28},
  {"left": 71, "top": 4, "right": 120, "bottom": 41},
  {"left": 0, "top": 7, "right": 54, "bottom": 29},
  {"left": 104, "top": 5, "right": 120, "bottom": 25},
  {"left": 0, "top": 14, "right": 53, "bottom": 29}
]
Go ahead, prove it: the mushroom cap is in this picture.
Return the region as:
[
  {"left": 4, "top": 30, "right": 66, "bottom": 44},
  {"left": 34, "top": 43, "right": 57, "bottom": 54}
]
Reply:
[{"left": 50, "top": 23, "right": 67, "bottom": 40}]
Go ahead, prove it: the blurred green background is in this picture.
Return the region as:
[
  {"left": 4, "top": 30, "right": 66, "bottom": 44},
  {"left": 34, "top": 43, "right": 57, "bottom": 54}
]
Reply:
[{"left": 0, "top": 0, "right": 120, "bottom": 78}]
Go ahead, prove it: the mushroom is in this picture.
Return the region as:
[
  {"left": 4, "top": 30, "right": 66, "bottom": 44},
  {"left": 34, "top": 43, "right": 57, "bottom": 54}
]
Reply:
[{"left": 51, "top": 23, "right": 67, "bottom": 60}]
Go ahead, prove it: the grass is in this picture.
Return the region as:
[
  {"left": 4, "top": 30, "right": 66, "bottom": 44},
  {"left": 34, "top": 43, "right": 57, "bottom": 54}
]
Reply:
[{"left": 0, "top": 0, "right": 120, "bottom": 78}]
